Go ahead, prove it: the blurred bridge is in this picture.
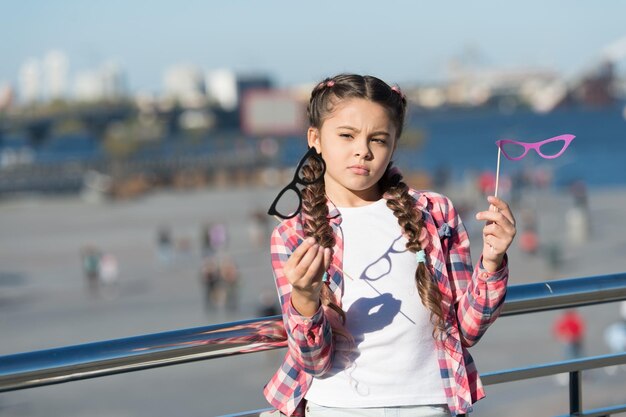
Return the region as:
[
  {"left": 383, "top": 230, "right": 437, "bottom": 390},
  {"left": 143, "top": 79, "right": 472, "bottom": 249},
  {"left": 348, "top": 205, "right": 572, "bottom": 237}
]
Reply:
[{"left": 0, "top": 102, "right": 137, "bottom": 146}]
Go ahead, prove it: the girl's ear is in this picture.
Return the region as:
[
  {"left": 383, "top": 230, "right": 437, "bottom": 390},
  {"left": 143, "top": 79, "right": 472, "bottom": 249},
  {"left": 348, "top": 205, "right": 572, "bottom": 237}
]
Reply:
[{"left": 307, "top": 127, "right": 321, "bottom": 152}]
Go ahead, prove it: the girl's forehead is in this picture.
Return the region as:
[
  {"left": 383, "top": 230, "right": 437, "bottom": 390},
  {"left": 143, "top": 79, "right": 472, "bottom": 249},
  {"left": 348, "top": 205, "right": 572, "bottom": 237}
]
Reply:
[{"left": 322, "top": 98, "right": 394, "bottom": 129}]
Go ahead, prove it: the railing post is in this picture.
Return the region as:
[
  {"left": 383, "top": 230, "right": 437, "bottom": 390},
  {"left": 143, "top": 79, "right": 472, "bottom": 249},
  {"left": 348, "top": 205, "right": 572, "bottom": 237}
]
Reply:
[{"left": 569, "top": 370, "right": 582, "bottom": 415}]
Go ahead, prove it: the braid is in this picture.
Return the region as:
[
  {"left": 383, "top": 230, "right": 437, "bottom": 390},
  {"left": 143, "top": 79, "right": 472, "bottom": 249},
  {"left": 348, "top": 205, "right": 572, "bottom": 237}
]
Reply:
[
  {"left": 301, "top": 156, "right": 335, "bottom": 249},
  {"left": 382, "top": 166, "right": 446, "bottom": 338},
  {"left": 300, "top": 155, "right": 349, "bottom": 336}
]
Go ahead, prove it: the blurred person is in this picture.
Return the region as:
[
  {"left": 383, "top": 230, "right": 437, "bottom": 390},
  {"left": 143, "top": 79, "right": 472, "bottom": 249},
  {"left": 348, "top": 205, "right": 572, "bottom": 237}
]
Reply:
[
  {"left": 80, "top": 245, "right": 101, "bottom": 295},
  {"left": 566, "top": 180, "right": 590, "bottom": 245},
  {"left": 156, "top": 226, "right": 173, "bottom": 264},
  {"left": 545, "top": 242, "right": 563, "bottom": 277},
  {"left": 209, "top": 222, "right": 229, "bottom": 253},
  {"left": 604, "top": 301, "right": 626, "bottom": 374},
  {"left": 200, "top": 257, "right": 221, "bottom": 312},
  {"left": 99, "top": 253, "right": 120, "bottom": 298},
  {"left": 519, "top": 209, "right": 539, "bottom": 255},
  {"left": 553, "top": 309, "right": 586, "bottom": 360},
  {"left": 263, "top": 74, "right": 516, "bottom": 417},
  {"left": 200, "top": 223, "right": 214, "bottom": 258},
  {"left": 477, "top": 170, "right": 496, "bottom": 197},
  {"left": 220, "top": 255, "right": 240, "bottom": 313},
  {"left": 257, "top": 288, "right": 280, "bottom": 318},
  {"left": 175, "top": 236, "right": 194, "bottom": 262}
]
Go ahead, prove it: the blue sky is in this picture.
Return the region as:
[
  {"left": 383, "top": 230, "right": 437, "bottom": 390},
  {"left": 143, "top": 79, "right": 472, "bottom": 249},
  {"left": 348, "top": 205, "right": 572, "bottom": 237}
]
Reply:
[{"left": 2, "top": 0, "right": 625, "bottom": 93}]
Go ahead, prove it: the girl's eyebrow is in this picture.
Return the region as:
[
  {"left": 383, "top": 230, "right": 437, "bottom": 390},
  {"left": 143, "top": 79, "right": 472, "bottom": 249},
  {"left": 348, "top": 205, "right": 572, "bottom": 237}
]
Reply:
[{"left": 336, "top": 125, "right": 391, "bottom": 136}]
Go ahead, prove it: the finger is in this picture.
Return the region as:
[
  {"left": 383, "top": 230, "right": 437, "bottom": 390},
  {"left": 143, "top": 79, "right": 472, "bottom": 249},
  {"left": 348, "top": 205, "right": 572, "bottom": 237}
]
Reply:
[
  {"left": 478, "top": 210, "right": 516, "bottom": 233},
  {"left": 304, "top": 245, "right": 325, "bottom": 281},
  {"left": 483, "top": 222, "right": 515, "bottom": 239},
  {"left": 487, "top": 196, "right": 516, "bottom": 225},
  {"left": 476, "top": 210, "right": 510, "bottom": 225},
  {"left": 289, "top": 237, "right": 317, "bottom": 265},
  {"left": 323, "top": 247, "right": 332, "bottom": 270},
  {"left": 292, "top": 244, "right": 320, "bottom": 277}
]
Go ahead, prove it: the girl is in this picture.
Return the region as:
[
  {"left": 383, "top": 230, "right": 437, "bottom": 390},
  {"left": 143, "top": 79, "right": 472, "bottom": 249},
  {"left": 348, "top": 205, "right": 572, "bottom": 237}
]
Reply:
[{"left": 264, "top": 74, "right": 516, "bottom": 417}]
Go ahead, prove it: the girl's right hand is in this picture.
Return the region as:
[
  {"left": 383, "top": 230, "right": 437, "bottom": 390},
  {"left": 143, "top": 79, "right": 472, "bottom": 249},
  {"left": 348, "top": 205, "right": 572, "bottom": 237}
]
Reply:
[{"left": 284, "top": 237, "right": 332, "bottom": 316}]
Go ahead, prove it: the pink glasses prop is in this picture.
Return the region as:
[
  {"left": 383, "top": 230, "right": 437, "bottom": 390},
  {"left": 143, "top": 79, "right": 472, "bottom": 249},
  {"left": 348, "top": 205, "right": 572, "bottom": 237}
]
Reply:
[
  {"left": 496, "top": 134, "right": 576, "bottom": 161},
  {"left": 493, "top": 133, "right": 575, "bottom": 198}
]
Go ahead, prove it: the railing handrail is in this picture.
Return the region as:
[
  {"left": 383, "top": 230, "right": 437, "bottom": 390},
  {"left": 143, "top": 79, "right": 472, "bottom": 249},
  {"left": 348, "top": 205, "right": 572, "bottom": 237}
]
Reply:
[
  {"left": 1, "top": 272, "right": 625, "bottom": 394},
  {"left": 220, "top": 352, "right": 626, "bottom": 417}
]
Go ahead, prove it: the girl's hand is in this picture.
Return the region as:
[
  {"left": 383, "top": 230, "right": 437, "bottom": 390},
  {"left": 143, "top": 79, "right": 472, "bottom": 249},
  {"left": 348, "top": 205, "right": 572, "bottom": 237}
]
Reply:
[
  {"left": 475, "top": 196, "right": 517, "bottom": 273},
  {"left": 284, "top": 237, "right": 332, "bottom": 316}
]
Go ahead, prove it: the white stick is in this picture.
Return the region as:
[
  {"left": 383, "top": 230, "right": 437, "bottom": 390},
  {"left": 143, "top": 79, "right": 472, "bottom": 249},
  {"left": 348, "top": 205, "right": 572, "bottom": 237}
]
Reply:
[
  {"left": 488, "top": 147, "right": 502, "bottom": 254},
  {"left": 494, "top": 147, "right": 501, "bottom": 199}
]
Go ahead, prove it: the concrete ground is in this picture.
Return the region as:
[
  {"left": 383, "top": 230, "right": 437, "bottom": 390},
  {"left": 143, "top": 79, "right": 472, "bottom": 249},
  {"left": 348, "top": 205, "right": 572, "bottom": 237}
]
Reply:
[{"left": 1, "top": 184, "right": 625, "bottom": 417}]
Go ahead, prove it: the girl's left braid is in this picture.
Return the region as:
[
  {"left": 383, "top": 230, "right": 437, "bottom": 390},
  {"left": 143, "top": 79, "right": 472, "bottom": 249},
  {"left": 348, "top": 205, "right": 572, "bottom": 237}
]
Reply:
[{"left": 381, "top": 166, "right": 446, "bottom": 337}]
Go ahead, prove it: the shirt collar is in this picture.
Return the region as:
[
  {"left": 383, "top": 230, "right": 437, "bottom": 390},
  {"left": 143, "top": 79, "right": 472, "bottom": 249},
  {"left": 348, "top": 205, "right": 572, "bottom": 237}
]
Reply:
[{"left": 323, "top": 188, "right": 427, "bottom": 224}]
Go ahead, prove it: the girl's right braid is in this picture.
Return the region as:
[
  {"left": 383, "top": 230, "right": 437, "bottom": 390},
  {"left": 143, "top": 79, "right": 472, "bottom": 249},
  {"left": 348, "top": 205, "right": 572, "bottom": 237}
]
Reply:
[
  {"left": 300, "top": 157, "right": 335, "bottom": 249},
  {"left": 300, "top": 157, "right": 348, "bottom": 330}
]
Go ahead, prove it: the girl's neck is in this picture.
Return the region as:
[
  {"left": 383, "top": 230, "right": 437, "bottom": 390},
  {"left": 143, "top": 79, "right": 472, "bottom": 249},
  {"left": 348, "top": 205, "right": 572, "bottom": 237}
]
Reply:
[{"left": 324, "top": 183, "right": 383, "bottom": 208}]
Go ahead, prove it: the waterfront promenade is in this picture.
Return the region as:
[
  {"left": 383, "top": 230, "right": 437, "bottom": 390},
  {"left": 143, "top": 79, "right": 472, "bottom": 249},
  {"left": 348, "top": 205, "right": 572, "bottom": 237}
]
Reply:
[{"left": 1, "top": 184, "right": 625, "bottom": 416}]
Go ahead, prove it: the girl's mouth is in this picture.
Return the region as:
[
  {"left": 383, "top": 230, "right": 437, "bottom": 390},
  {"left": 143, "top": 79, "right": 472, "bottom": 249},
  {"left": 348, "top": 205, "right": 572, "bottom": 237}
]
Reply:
[{"left": 348, "top": 165, "right": 370, "bottom": 175}]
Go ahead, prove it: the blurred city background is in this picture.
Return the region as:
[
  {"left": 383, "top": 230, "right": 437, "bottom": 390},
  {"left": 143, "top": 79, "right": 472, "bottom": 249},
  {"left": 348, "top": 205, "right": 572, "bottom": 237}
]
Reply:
[{"left": 1, "top": 1, "right": 626, "bottom": 416}]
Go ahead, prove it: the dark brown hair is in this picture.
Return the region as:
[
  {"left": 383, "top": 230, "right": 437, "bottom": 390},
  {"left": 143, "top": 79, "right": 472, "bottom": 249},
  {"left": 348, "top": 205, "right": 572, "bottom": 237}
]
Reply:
[{"left": 301, "top": 73, "right": 445, "bottom": 338}]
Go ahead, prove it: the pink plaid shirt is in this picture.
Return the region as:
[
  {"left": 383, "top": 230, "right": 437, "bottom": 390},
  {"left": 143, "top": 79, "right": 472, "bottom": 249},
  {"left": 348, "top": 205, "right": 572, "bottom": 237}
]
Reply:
[{"left": 263, "top": 189, "right": 509, "bottom": 416}]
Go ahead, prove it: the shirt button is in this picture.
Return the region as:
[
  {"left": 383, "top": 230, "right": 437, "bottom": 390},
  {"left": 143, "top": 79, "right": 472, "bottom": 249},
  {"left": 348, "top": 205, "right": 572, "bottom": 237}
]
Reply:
[
  {"left": 481, "top": 273, "right": 489, "bottom": 279},
  {"left": 303, "top": 319, "right": 310, "bottom": 325}
]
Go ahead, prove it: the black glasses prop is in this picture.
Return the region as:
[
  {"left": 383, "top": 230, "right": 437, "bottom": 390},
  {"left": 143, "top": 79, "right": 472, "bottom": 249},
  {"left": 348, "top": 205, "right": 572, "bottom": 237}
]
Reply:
[{"left": 267, "top": 147, "right": 326, "bottom": 220}]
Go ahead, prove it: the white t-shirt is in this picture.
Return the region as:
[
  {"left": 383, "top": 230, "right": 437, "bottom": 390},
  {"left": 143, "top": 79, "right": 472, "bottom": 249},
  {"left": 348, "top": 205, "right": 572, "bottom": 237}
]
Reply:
[{"left": 305, "top": 198, "right": 447, "bottom": 407}]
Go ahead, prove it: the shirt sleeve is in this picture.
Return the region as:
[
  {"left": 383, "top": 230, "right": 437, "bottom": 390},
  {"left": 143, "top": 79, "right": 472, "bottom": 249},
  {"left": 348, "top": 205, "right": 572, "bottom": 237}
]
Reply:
[
  {"left": 438, "top": 196, "right": 509, "bottom": 347},
  {"left": 270, "top": 224, "right": 334, "bottom": 375}
]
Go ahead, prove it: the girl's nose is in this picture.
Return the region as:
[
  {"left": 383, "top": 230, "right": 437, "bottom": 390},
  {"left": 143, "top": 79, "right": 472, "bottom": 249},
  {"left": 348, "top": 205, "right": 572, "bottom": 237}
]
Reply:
[{"left": 354, "top": 140, "right": 372, "bottom": 159}]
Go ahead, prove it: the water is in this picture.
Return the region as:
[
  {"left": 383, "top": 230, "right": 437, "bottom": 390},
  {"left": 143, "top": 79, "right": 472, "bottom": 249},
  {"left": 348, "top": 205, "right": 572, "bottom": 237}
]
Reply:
[
  {"left": 403, "top": 104, "right": 626, "bottom": 187},
  {"left": 281, "top": 103, "right": 626, "bottom": 188},
  {"left": 2, "top": 103, "right": 625, "bottom": 188}
]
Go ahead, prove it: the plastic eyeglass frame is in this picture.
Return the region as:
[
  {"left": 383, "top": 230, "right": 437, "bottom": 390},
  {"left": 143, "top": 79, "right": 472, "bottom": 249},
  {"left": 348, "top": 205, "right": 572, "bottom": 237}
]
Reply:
[
  {"left": 496, "top": 134, "right": 575, "bottom": 161},
  {"left": 267, "top": 147, "right": 326, "bottom": 220}
]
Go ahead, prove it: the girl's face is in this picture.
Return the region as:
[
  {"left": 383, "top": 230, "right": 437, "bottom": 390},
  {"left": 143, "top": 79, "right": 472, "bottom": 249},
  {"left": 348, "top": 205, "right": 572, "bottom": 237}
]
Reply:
[{"left": 308, "top": 98, "right": 397, "bottom": 207}]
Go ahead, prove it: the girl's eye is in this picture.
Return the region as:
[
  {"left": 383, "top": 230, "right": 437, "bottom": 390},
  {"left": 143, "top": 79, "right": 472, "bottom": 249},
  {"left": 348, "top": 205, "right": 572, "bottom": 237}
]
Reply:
[
  {"left": 339, "top": 133, "right": 353, "bottom": 139},
  {"left": 371, "top": 138, "right": 387, "bottom": 144}
]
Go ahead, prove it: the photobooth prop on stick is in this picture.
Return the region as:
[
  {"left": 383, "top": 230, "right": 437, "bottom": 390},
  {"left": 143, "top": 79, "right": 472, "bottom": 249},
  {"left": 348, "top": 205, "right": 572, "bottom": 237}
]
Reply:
[{"left": 494, "top": 134, "right": 575, "bottom": 197}]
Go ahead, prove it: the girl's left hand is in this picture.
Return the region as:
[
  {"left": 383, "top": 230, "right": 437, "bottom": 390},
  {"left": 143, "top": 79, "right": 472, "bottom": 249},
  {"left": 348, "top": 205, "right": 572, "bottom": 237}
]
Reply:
[{"left": 475, "top": 196, "right": 517, "bottom": 272}]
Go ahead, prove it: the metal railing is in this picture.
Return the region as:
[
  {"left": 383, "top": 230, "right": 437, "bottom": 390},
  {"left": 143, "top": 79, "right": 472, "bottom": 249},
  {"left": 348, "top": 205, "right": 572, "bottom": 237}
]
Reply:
[{"left": 1, "top": 272, "right": 626, "bottom": 416}]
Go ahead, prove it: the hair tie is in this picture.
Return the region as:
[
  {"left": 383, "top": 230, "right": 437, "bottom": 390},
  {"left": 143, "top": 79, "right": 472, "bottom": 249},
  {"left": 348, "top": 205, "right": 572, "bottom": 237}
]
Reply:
[
  {"left": 326, "top": 80, "right": 335, "bottom": 87},
  {"left": 387, "top": 165, "right": 402, "bottom": 178},
  {"left": 416, "top": 250, "right": 426, "bottom": 264},
  {"left": 391, "top": 85, "right": 405, "bottom": 99}
]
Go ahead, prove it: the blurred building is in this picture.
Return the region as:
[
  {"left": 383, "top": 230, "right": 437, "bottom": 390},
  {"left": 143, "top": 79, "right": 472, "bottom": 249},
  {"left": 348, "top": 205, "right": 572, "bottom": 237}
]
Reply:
[
  {"left": 163, "top": 64, "right": 206, "bottom": 108},
  {"left": 74, "top": 62, "right": 126, "bottom": 102},
  {"left": 101, "top": 62, "right": 126, "bottom": 100},
  {"left": 572, "top": 60, "right": 616, "bottom": 106},
  {"left": 18, "top": 58, "right": 42, "bottom": 104},
  {"left": 206, "top": 69, "right": 238, "bottom": 111},
  {"left": 43, "top": 50, "right": 69, "bottom": 101},
  {"left": 204, "top": 70, "right": 273, "bottom": 130},
  {"left": 205, "top": 70, "right": 272, "bottom": 111},
  {"left": 0, "top": 83, "right": 14, "bottom": 111}
]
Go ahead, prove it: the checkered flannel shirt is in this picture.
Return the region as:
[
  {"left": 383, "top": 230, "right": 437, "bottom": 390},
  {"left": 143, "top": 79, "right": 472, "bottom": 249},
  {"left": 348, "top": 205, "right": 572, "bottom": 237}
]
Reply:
[{"left": 263, "top": 189, "right": 509, "bottom": 416}]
